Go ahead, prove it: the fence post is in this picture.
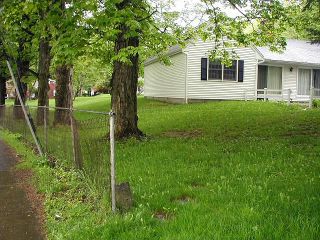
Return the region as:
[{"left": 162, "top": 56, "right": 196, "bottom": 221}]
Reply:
[
  {"left": 44, "top": 106, "right": 48, "bottom": 154},
  {"left": 70, "top": 109, "right": 83, "bottom": 169},
  {"left": 264, "top": 88, "right": 267, "bottom": 102},
  {"left": 287, "top": 89, "right": 291, "bottom": 106},
  {"left": 6, "top": 61, "right": 43, "bottom": 156},
  {"left": 109, "top": 111, "right": 116, "bottom": 213},
  {"left": 309, "top": 87, "right": 314, "bottom": 109},
  {"left": 69, "top": 70, "right": 83, "bottom": 170}
]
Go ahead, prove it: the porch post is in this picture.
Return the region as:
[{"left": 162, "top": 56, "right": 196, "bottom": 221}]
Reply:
[
  {"left": 309, "top": 87, "right": 314, "bottom": 109},
  {"left": 287, "top": 89, "right": 291, "bottom": 106}
]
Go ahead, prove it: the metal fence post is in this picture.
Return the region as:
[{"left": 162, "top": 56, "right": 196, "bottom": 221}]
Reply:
[
  {"left": 6, "top": 61, "right": 43, "bottom": 156},
  {"left": 264, "top": 88, "right": 267, "bottom": 102},
  {"left": 309, "top": 87, "right": 314, "bottom": 109},
  {"left": 109, "top": 111, "right": 116, "bottom": 212}
]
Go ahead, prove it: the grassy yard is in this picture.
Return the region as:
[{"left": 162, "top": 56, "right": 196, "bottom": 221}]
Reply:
[{"left": 2, "top": 95, "right": 320, "bottom": 239}]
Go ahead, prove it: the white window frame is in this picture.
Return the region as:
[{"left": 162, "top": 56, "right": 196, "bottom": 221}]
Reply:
[{"left": 207, "top": 60, "right": 239, "bottom": 82}]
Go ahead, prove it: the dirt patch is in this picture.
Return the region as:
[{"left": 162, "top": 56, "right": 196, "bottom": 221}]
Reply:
[
  {"left": 189, "top": 181, "right": 206, "bottom": 188},
  {"left": 162, "top": 129, "right": 203, "bottom": 138},
  {"left": 282, "top": 131, "right": 320, "bottom": 137},
  {"left": 282, "top": 124, "right": 320, "bottom": 137},
  {"left": 171, "top": 194, "right": 194, "bottom": 205},
  {"left": 153, "top": 210, "right": 173, "bottom": 221}
]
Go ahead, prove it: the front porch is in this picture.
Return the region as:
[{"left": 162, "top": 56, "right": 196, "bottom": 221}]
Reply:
[{"left": 257, "top": 64, "right": 320, "bottom": 102}]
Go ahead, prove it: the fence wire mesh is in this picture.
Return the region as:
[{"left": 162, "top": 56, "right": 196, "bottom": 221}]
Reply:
[{"left": 0, "top": 105, "right": 110, "bottom": 196}]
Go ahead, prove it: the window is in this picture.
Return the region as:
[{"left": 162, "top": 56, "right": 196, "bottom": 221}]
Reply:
[
  {"left": 313, "top": 69, "right": 320, "bottom": 89},
  {"left": 258, "top": 66, "right": 282, "bottom": 92},
  {"left": 207, "top": 60, "right": 240, "bottom": 81},
  {"left": 224, "top": 61, "right": 237, "bottom": 81},
  {"left": 208, "top": 60, "right": 222, "bottom": 80},
  {"left": 298, "top": 69, "right": 311, "bottom": 95},
  {"left": 298, "top": 69, "right": 320, "bottom": 95}
]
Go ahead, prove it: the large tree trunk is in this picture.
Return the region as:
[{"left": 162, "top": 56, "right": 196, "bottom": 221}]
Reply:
[
  {"left": 0, "top": 77, "right": 5, "bottom": 105},
  {"left": 111, "top": 3, "right": 143, "bottom": 139},
  {"left": 54, "top": 64, "right": 72, "bottom": 124},
  {"left": 0, "top": 77, "right": 5, "bottom": 120},
  {"left": 112, "top": 34, "right": 142, "bottom": 139},
  {"left": 37, "top": 38, "right": 51, "bottom": 124}
]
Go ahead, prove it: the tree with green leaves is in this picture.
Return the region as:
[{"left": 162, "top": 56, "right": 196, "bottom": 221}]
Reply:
[
  {"left": 93, "top": 0, "right": 295, "bottom": 138},
  {"left": 302, "top": 0, "right": 320, "bottom": 43},
  {"left": 282, "top": 0, "right": 320, "bottom": 43},
  {"left": 94, "top": 0, "right": 186, "bottom": 138},
  {"left": 1, "top": 0, "right": 302, "bottom": 138},
  {"left": 50, "top": 0, "right": 94, "bottom": 124},
  {"left": 0, "top": 0, "right": 36, "bottom": 109},
  {"left": 73, "top": 55, "right": 112, "bottom": 98}
]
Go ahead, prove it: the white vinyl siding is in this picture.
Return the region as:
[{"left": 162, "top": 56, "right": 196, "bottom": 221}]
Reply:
[
  {"left": 144, "top": 53, "right": 187, "bottom": 99},
  {"left": 282, "top": 65, "right": 297, "bottom": 99},
  {"left": 186, "top": 39, "right": 257, "bottom": 100}
]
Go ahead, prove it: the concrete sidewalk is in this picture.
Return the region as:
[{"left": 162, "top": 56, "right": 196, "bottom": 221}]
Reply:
[{"left": 0, "top": 140, "right": 44, "bottom": 240}]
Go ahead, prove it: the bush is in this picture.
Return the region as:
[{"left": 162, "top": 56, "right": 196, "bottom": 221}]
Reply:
[{"left": 313, "top": 99, "right": 320, "bottom": 108}]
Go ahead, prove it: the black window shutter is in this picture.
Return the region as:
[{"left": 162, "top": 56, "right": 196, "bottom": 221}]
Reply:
[
  {"left": 201, "top": 58, "right": 208, "bottom": 81},
  {"left": 238, "top": 60, "right": 244, "bottom": 82}
]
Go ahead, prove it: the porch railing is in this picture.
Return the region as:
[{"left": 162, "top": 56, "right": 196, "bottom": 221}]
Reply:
[{"left": 243, "top": 88, "right": 320, "bottom": 108}]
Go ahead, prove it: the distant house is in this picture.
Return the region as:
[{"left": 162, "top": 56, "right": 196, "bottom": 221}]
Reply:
[
  {"left": 6, "top": 79, "right": 56, "bottom": 99},
  {"left": 6, "top": 80, "right": 15, "bottom": 98},
  {"left": 48, "top": 79, "right": 56, "bottom": 99},
  {"left": 144, "top": 39, "right": 320, "bottom": 103}
]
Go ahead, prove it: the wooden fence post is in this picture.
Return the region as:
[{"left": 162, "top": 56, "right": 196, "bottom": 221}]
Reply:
[{"left": 264, "top": 88, "right": 267, "bottom": 102}]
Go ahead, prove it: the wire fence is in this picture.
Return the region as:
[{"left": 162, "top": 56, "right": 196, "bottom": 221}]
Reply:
[{"left": 0, "top": 104, "right": 113, "bottom": 206}]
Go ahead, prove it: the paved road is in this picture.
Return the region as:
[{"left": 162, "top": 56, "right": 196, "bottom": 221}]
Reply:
[{"left": 0, "top": 140, "right": 43, "bottom": 240}]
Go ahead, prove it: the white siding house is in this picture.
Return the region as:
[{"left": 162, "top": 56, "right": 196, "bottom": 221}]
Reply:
[
  {"left": 144, "top": 49, "right": 187, "bottom": 102},
  {"left": 144, "top": 39, "right": 320, "bottom": 103}
]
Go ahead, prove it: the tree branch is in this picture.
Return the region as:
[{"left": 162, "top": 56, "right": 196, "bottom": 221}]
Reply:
[
  {"left": 21, "top": 27, "right": 35, "bottom": 37},
  {"left": 28, "top": 69, "right": 39, "bottom": 78},
  {"left": 137, "top": 10, "right": 157, "bottom": 22}
]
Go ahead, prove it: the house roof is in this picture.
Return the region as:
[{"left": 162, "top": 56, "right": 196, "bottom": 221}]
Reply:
[
  {"left": 257, "top": 40, "right": 320, "bottom": 66},
  {"left": 144, "top": 45, "right": 183, "bottom": 66}
]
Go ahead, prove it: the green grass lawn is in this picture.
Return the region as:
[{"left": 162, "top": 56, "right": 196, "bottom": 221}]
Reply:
[{"left": 2, "top": 95, "right": 320, "bottom": 239}]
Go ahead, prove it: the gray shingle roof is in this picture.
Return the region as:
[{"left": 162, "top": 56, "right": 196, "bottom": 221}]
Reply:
[{"left": 257, "top": 40, "right": 320, "bottom": 66}]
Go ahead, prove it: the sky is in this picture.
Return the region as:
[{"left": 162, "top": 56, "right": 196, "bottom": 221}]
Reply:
[
  {"left": 172, "top": 0, "right": 201, "bottom": 11},
  {"left": 172, "top": 0, "right": 241, "bottom": 18}
]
